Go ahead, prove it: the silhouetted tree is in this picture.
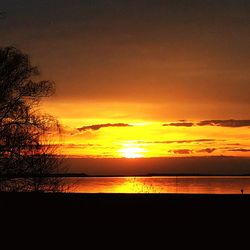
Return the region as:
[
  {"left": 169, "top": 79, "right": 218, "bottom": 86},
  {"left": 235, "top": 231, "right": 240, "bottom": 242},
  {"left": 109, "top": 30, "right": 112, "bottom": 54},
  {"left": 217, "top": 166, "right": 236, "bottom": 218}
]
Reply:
[{"left": 0, "top": 46, "right": 65, "bottom": 192}]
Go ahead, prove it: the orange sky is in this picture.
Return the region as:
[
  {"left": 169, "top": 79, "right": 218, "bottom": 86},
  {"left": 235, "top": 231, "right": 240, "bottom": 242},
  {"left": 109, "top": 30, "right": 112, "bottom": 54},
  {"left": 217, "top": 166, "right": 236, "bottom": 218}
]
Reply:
[
  {"left": 42, "top": 99, "right": 250, "bottom": 158},
  {"left": 1, "top": 0, "right": 250, "bottom": 159}
]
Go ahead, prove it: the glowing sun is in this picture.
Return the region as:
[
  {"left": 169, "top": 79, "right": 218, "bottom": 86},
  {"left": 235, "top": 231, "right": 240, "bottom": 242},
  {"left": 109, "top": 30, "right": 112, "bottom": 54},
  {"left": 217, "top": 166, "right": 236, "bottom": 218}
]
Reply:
[{"left": 119, "top": 147, "right": 145, "bottom": 158}]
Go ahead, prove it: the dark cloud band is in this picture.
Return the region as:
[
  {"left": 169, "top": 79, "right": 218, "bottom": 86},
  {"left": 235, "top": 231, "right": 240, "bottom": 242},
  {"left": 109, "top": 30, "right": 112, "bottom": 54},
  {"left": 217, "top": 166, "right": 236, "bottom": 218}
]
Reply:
[
  {"left": 139, "top": 139, "right": 216, "bottom": 144},
  {"left": 227, "top": 148, "right": 250, "bottom": 152},
  {"left": 196, "top": 148, "right": 216, "bottom": 153},
  {"left": 77, "top": 123, "right": 132, "bottom": 131},
  {"left": 197, "top": 120, "right": 250, "bottom": 127},
  {"left": 169, "top": 149, "right": 193, "bottom": 154},
  {"left": 164, "top": 119, "right": 250, "bottom": 128},
  {"left": 163, "top": 122, "right": 194, "bottom": 127},
  {"left": 169, "top": 148, "right": 216, "bottom": 155}
]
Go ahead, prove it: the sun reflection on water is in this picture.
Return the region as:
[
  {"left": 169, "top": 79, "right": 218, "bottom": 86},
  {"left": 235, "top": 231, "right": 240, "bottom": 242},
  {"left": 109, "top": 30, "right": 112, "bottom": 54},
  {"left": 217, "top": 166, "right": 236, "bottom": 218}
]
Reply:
[{"left": 115, "top": 177, "right": 161, "bottom": 193}]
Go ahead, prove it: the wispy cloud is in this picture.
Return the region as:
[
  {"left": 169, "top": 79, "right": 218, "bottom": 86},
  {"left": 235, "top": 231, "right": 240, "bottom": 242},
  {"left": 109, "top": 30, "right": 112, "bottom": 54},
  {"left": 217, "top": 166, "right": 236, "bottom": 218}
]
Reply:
[
  {"left": 226, "top": 143, "right": 242, "bottom": 146},
  {"left": 138, "top": 139, "right": 216, "bottom": 144},
  {"left": 163, "top": 122, "right": 194, "bottom": 127},
  {"left": 169, "top": 149, "right": 193, "bottom": 154},
  {"left": 196, "top": 148, "right": 216, "bottom": 153},
  {"left": 62, "top": 143, "right": 100, "bottom": 149},
  {"left": 169, "top": 148, "right": 216, "bottom": 155},
  {"left": 77, "top": 123, "right": 132, "bottom": 132},
  {"left": 197, "top": 119, "right": 250, "bottom": 127},
  {"left": 173, "top": 139, "right": 216, "bottom": 144},
  {"left": 163, "top": 119, "right": 250, "bottom": 128},
  {"left": 227, "top": 148, "right": 250, "bottom": 152}
]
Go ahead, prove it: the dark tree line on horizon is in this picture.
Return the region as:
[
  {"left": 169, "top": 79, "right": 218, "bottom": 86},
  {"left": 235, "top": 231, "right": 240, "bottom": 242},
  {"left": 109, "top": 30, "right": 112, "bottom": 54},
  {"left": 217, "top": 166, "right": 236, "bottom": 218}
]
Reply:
[{"left": 0, "top": 46, "right": 66, "bottom": 192}]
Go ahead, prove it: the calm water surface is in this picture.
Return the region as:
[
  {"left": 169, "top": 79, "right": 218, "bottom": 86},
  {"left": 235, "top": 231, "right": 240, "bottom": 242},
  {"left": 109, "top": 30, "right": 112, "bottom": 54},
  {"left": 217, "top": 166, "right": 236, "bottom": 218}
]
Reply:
[{"left": 67, "top": 176, "right": 250, "bottom": 194}]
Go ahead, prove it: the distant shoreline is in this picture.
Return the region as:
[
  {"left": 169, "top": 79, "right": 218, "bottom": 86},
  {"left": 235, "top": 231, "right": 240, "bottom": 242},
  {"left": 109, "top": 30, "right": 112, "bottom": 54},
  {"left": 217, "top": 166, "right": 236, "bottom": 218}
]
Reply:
[
  {"left": 3, "top": 173, "right": 250, "bottom": 178},
  {"left": 3, "top": 173, "right": 250, "bottom": 179}
]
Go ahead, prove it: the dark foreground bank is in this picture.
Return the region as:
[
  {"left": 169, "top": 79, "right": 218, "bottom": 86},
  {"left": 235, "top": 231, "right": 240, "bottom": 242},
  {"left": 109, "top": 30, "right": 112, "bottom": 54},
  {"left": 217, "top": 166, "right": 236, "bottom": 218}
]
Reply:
[
  {"left": 2, "top": 193, "right": 250, "bottom": 243},
  {"left": 1, "top": 193, "right": 250, "bottom": 223}
]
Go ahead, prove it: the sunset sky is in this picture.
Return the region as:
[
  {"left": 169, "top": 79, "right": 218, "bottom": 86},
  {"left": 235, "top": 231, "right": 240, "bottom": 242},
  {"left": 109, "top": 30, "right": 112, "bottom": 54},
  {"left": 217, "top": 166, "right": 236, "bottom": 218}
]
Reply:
[{"left": 1, "top": 0, "right": 250, "bottom": 159}]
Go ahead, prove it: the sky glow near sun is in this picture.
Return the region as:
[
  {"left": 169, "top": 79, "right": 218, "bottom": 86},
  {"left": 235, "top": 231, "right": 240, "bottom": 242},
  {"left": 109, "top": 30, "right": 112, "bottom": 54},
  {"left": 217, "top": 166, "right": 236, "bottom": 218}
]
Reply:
[
  {"left": 2, "top": 0, "right": 250, "bottom": 159},
  {"left": 119, "top": 146, "right": 146, "bottom": 158},
  {"left": 43, "top": 102, "right": 250, "bottom": 158}
]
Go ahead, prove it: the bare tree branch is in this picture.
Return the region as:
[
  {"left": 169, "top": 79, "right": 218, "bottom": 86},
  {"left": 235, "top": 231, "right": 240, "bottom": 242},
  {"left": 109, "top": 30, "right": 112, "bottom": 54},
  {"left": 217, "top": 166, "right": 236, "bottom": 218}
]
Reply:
[{"left": 0, "top": 46, "right": 66, "bottom": 192}]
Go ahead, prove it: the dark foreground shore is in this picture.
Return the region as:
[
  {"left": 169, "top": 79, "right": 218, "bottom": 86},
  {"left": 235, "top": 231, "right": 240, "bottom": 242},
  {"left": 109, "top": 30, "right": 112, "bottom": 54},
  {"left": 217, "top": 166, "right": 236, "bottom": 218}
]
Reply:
[
  {"left": 2, "top": 193, "right": 250, "bottom": 242},
  {"left": 1, "top": 193, "right": 250, "bottom": 223}
]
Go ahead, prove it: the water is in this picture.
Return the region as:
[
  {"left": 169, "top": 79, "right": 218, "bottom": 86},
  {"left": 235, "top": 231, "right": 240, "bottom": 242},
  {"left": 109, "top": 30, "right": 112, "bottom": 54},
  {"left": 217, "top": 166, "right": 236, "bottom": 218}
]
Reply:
[{"left": 66, "top": 176, "right": 250, "bottom": 194}]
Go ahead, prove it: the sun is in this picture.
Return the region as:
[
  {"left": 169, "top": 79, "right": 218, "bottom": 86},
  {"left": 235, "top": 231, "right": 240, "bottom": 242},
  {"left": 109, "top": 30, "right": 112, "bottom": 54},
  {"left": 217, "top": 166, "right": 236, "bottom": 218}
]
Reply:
[{"left": 119, "top": 147, "right": 145, "bottom": 158}]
